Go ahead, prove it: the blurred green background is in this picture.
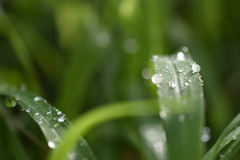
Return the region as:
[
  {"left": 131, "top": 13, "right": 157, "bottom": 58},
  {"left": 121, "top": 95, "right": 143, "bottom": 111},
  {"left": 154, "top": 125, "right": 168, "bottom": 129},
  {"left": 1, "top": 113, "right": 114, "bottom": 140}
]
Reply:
[{"left": 0, "top": 0, "right": 240, "bottom": 159}]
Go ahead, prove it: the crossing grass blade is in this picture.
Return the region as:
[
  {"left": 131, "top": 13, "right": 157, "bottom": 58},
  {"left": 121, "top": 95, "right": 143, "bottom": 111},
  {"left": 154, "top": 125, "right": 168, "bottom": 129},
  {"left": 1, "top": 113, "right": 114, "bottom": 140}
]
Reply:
[
  {"left": 0, "top": 85, "right": 97, "bottom": 160},
  {"left": 48, "top": 99, "right": 159, "bottom": 160}
]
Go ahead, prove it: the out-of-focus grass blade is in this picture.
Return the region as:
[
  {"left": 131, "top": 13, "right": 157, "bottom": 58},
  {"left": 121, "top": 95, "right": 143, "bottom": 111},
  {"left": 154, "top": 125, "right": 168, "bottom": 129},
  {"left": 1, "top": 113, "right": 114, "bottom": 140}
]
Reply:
[
  {"left": 0, "top": 110, "right": 29, "bottom": 160},
  {"left": 0, "top": 6, "right": 40, "bottom": 93},
  {"left": 203, "top": 113, "right": 240, "bottom": 160},
  {"left": 48, "top": 99, "right": 159, "bottom": 160},
  {"left": 151, "top": 47, "right": 204, "bottom": 160},
  {"left": 0, "top": 85, "right": 96, "bottom": 160}
]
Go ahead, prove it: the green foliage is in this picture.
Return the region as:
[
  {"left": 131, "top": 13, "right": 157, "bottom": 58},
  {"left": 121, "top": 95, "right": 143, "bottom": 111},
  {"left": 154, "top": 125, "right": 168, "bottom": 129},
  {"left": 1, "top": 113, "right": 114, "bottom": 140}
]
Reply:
[{"left": 0, "top": 0, "right": 240, "bottom": 160}]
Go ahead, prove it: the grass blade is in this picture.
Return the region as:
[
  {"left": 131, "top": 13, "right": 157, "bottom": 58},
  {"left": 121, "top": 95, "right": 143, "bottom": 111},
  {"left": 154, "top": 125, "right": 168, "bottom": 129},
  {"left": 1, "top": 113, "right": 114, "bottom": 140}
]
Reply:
[
  {"left": 48, "top": 99, "right": 159, "bottom": 160},
  {"left": 203, "top": 113, "right": 240, "bottom": 160},
  {"left": 151, "top": 48, "right": 204, "bottom": 160},
  {"left": 0, "top": 109, "right": 29, "bottom": 160},
  {"left": 0, "top": 85, "right": 96, "bottom": 160}
]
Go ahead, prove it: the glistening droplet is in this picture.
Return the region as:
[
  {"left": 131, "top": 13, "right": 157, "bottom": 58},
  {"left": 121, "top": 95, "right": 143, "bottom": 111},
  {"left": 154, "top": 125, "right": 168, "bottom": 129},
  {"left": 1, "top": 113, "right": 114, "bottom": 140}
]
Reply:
[
  {"left": 191, "top": 63, "right": 201, "bottom": 73},
  {"left": 151, "top": 74, "right": 164, "bottom": 85},
  {"left": 48, "top": 141, "right": 56, "bottom": 149},
  {"left": 34, "top": 96, "right": 43, "bottom": 102},
  {"left": 5, "top": 96, "right": 17, "bottom": 108}
]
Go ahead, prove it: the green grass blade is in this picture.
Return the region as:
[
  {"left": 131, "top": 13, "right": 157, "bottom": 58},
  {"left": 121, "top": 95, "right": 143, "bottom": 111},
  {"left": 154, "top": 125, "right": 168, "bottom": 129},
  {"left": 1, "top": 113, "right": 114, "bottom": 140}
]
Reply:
[
  {"left": 221, "top": 138, "right": 240, "bottom": 159},
  {"left": 203, "top": 113, "right": 240, "bottom": 160},
  {"left": 0, "top": 6, "right": 40, "bottom": 92},
  {"left": 48, "top": 99, "right": 159, "bottom": 160},
  {"left": 152, "top": 48, "right": 204, "bottom": 160},
  {"left": 0, "top": 110, "right": 29, "bottom": 160},
  {"left": 0, "top": 85, "right": 96, "bottom": 160}
]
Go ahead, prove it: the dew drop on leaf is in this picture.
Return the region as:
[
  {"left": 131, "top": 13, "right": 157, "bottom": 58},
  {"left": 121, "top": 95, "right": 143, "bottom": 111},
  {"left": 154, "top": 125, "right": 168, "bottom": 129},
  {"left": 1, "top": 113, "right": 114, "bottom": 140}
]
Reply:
[
  {"left": 177, "top": 52, "right": 185, "bottom": 61},
  {"left": 48, "top": 141, "right": 56, "bottom": 149},
  {"left": 191, "top": 63, "right": 201, "bottom": 73},
  {"left": 19, "top": 84, "right": 26, "bottom": 91},
  {"left": 26, "top": 108, "right": 30, "bottom": 112},
  {"left": 178, "top": 114, "right": 186, "bottom": 122},
  {"left": 5, "top": 96, "right": 17, "bottom": 108},
  {"left": 34, "top": 96, "right": 43, "bottom": 102},
  {"left": 151, "top": 74, "right": 164, "bottom": 85},
  {"left": 57, "top": 114, "right": 65, "bottom": 122},
  {"left": 34, "top": 112, "right": 41, "bottom": 118}
]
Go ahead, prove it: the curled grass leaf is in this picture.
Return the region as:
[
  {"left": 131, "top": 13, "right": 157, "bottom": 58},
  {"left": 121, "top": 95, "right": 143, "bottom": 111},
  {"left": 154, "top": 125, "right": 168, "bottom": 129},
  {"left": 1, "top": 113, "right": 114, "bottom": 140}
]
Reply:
[{"left": 0, "top": 85, "right": 96, "bottom": 160}]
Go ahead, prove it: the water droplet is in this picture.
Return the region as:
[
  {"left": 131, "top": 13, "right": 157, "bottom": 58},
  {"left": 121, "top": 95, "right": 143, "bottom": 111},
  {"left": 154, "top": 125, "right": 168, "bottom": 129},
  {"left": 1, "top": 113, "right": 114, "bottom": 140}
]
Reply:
[
  {"left": 57, "top": 114, "right": 65, "bottom": 122},
  {"left": 19, "top": 84, "right": 26, "bottom": 91},
  {"left": 20, "top": 107, "right": 25, "bottom": 111},
  {"left": 151, "top": 74, "right": 164, "bottom": 85},
  {"left": 48, "top": 141, "right": 56, "bottom": 149},
  {"left": 57, "top": 111, "right": 62, "bottom": 115},
  {"left": 171, "top": 83, "right": 176, "bottom": 88},
  {"left": 177, "top": 52, "right": 185, "bottom": 61},
  {"left": 182, "top": 46, "right": 188, "bottom": 52},
  {"left": 5, "top": 96, "right": 17, "bottom": 108},
  {"left": 34, "top": 112, "right": 41, "bottom": 118},
  {"left": 178, "top": 114, "right": 186, "bottom": 122},
  {"left": 151, "top": 55, "right": 159, "bottom": 61},
  {"left": 191, "top": 63, "right": 201, "bottom": 73},
  {"left": 68, "top": 152, "right": 76, "bottom": 160},
  {"left": 34, "top": 96, "right": 43, "bottom": 102},
  {"left": 233, "top": 136, "right": 238, "bottom": 140},
  {"left": 203, "top": 127, "right": 211, "bottom": 134},
  {"left": 26, "top": 108, "right": 30, "bottom": 112},
  {"left": 185, "top": 82, "right": 190, "bottom": 86},
  {"left": 218, "top": 154, "right": 224, "bottom": 158},
  {"left": 178, "top": 69, "right": 183, "bottom": 73},
  {"left": 38, "top": 120, "right": 43, "bottom": 124},
  {"left": 201, "top": 134, "right": 211, "bottom": 142},
  {"left": 80, "top": 142, "right": 84, "bottom": 146}
]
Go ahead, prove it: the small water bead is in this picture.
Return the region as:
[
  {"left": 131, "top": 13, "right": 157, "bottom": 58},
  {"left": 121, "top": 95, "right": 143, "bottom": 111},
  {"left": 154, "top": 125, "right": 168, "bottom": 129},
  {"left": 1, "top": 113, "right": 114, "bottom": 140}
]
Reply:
[
  {"left": 57, "top": 111, "right": 62, "bottom": 115},
  {"left": 177, "top": 52, "right": 185, "bottom": 61},
  {"left": 19, "top": 84, "right": 26, "bottom": 91},
  {"left": 68, "top": 152, "right": 76, "bottom": 160},
  {"left": 151, "top": 74, "right": 164, "bottom": 85},
  {"left": 201, "top": 127, "right": 211, "bottom": 142},
  {"left": 233, "top": 136, "right": 239, "bottom": 140},
  {"left": 20, "top": 107, "right": 25, "bottom": 111},
  {"left": 80, "top": 142, "right": 84, "bottom": 146},
  {"left": 34, "top": 112, "right": 41, "bottom": 118},
  {"left": 178, "top": 114, "right": 186, "bottom": 122},
  {"left": 191, "top": 63, "right": 201, "bottom": 73},
  {"left": 151, "top": 55, "right": 159, "bottom": 61},
  {"left": 26, "top": 108, "right": 30, "bottom": 112},
  {"left": 34, "top": 96, "right": 43, "bottom": 102},
  {"left": 201, "top": 134, "right": 211, "bottom": 142},
  {"left": 38, "top": 120, "right": 43, "bottom": 124},
  {"left": 5, "top": 96, "right": 17, "bottom": 108},
  {"left": 184, "top": 82, "right": 190, "bottom": 86},
  {"left": 182, "top": 46, "right": 188, "bottom": 52},
  {"left": 57, "top": 114, "right": 65, "bottom": 122},
  {"left": 48, "top": 141, "right": 56, "bottom": 149}
]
